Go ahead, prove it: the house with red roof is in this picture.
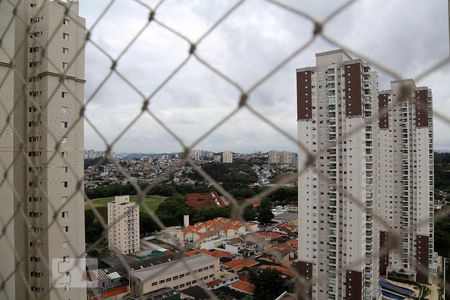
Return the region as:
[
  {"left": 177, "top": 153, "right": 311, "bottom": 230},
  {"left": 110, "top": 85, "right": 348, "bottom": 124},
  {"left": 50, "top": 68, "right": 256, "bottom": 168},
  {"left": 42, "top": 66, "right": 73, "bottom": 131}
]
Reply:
[
  {"left": 176, "top": 217, "right": 258, "bottom": 245},
  {"left": 229, "top": 280, "right": 255, "bottom": 295},
  {"left": 224, "top": 258, "right": 259, "bottom": 272}
]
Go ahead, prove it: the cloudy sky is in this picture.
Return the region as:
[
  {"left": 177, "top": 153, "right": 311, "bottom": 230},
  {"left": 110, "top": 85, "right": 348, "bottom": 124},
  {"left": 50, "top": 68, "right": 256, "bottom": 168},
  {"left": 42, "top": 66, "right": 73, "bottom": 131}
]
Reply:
[{"left": 79, "top": 0, "right": 450, "bottom": 153}]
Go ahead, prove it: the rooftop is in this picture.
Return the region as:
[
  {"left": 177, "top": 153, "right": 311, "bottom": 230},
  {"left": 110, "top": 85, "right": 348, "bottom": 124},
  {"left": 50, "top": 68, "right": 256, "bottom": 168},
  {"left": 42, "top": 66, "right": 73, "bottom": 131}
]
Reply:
[
  {"left": 224, "top": 259, "right": 259, "bottom": 271},
  {"left": 259, "top": 265, "right": 294, "bottom": 278},
  {"left": 230, "top": 280, "right": 255, "bottom": 294},
  {"left": 130, "top": 254, "right": 217, "bottom": 281},
  {"left": 186, "top": 249, "right": 232, "bottom": 259}
]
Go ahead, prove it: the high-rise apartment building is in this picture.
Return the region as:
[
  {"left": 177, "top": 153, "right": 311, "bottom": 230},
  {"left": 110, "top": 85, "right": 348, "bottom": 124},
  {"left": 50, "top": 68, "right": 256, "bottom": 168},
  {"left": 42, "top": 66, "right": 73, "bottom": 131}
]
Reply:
[
  {"left": 108, "top": 196, "right": 140, "bottom": 254},
  {"left": 378, "top": 80, "right": 434, "bottom": 284},
  {"left": 268, "top": 151, "right": 294, "bottom": 166},
  {"left": 222, "top": 151, "right": 233, "bottom": 163},
  {"left": 297, "top": 50, "right": 379, "bottom": 300},
  {"left": 0, "top": 0, "right": 86, "bottom": 299}
]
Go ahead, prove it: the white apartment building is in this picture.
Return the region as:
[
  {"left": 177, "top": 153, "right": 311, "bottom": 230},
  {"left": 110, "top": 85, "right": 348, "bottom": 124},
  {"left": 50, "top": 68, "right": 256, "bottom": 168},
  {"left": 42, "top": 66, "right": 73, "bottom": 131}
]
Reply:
[
  {"left": 107, "top": 196, "right": 140, "bottom": 254},
  {"left": 129, "top": 254, "right": 220, "bottom": 296},
  {"left": 297, "top": 50, "right": 379, "bottom": 300},
  {"left": 84, "top": 149, "right": 105, "bottom": 159},
  {"left": 0, "top": 1, "right": 86, "bottom": 299},
  {"left": 268, "top": 151, "right": 294, "bottom": 165},
  {"left": 222, "top": 151, "right": 233, "bottom": 163},
  {"left": 378, "top": 80, "right": 434, "bottom": 284}
]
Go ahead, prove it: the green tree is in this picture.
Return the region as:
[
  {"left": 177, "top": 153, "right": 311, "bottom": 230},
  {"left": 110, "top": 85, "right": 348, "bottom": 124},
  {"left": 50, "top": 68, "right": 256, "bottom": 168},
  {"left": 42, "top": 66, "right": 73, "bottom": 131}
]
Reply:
[
  {"left": 250, "top": 269, "right": 286, "bottom": 300},
  {"left": 155, "top": 193, "right": 188, "bottom": 226},
  {"left": 257, "top": 199, "right": 274, "bottom": 225},
  {"left": 243, "top": 205, "right": 257, "bottom": 221},
  {"left": 85, "top": 209, "right": 104, "bottom": 244},
  {"left": 140, "top": 211, "right": 157, "bottom": 235}
]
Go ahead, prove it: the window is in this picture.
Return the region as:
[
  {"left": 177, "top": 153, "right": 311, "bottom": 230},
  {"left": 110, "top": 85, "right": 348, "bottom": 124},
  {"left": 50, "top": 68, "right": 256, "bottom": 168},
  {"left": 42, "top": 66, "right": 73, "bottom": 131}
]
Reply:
[
  {"left": 63, "top": 18, "right": 69, "bottom": 25},
  {"left": 62, "top": 121, "right": 68, "bottom": 128},
  {"left": 62, "top": 181, "right": 68, "bottom": 187},
  {"left": 62, "top": 166, "right": 68, "bottom": 173},
  {"left": 63, "top": 226, "right": 69, "bottom": 232},
  {"left": 62, "top": 211, "right": 68, "bottom": 218},
  {"left": 63, "top": 47, "right": 69, "bottom": 54},
  {"left": 63, "top": 33, "right": 69, "bottom": 39},
  {"left": 61, "top": 137, "right": 68, "bottom": 144},
  {"left": 62, "top": 62, "right": 68, "bottom": 69},
  {"left": 62, "top": 91, "right": 68, "bottom": 98}
]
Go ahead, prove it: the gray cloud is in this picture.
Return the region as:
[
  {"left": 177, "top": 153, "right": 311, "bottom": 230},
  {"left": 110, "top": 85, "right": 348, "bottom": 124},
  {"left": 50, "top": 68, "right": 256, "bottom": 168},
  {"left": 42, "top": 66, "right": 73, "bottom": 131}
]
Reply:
[{"left": 80, "top": 0, "right": 450, "bottom": 153}]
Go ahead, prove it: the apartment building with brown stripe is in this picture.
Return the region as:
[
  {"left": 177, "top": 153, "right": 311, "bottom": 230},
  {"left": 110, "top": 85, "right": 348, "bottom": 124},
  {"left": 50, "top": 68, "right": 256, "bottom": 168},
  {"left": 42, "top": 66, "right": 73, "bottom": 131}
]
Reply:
[
  {"left": 377, "top": 80, "right": 435, "bottom": 284},
  {"left": 297, "top": 49, "right": 379, "bottom": 300}
]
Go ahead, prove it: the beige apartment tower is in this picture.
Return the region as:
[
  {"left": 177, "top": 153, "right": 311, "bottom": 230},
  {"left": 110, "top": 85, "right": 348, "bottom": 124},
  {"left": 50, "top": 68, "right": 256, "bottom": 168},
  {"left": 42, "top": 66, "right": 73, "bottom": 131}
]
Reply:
[
  {"left": 222, "top": 151, "right": 233, "bottom": 163},
  {"left": 297, "top": 50, "right": 379, "bottom": 300},
  {"left": 107, "top": 196, "right": 140, "bottom": 254},
  {"left": 378, "top": 80, "right": 435, "bottom": 284},
  {"left": 0, "top": 0, "right": 86, "bottom": 299}
]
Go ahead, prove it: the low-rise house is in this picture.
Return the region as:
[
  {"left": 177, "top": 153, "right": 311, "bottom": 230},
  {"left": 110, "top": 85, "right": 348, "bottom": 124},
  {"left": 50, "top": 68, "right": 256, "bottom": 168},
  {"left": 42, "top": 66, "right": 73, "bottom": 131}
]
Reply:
[
  {"left": 259, "top": 265, "right": 295, "bottom": 279},
  {"left": 206, "top": 272, "right": 239, "bottom": 289},
  {"left": 129, "top": 254, "right": 219, "bottom": 297},
  {"left": 186, "top": 249, "right": 232, "bottom": 260},
  {"left": 263, "top": 240, "right": 298, "bottom": 263},
  {"left": 177, "top": 218, "right": 258, "bottom": 245},
  {"left": 229, "top": 280, "right": 255, "bottom": 295},
  {"left": 86, "top": 269, "right": 128, "bottom": 300},
  {"left": 273, "top": 223, "right": 297, "bottom": 236},
  {"left": 223, "top": 259, "right": 259, "bottom": 272}
]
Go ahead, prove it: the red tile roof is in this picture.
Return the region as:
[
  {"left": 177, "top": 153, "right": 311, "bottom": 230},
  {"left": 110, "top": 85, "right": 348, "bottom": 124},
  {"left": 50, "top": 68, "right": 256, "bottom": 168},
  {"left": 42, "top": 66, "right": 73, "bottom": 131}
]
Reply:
[
  {"left": 185, "top": 249, "right": 232, "bottom": 259},
  {"left": 230, "top": 280, "right": 255, "bottom": 294},
  {"left": 185, "top": 192, "right": 226, "bottom": 210},
  {"left": 206, "top": 279, "right": 222, "bottom": 288},
  {"left": 256, "top": 231, "right": 284, "bottom": 240},
  {"left": 252, "top": 199, "right": 261, "bottom": 208},
  {"left": 182, "top": 217, "right": 255, "bottom": 236},
  {"left": 259, "top": 265, "right": 295, "bottom": 278},
  {"left": 224, "top": 259, "right": 259, "bottom": 271}
]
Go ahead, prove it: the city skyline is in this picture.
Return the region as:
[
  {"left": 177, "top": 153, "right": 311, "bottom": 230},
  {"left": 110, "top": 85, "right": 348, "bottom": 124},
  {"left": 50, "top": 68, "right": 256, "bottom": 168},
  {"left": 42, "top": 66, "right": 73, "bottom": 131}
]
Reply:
[{"left": 78, "top": 0, "right": 450, "bottom": 153}]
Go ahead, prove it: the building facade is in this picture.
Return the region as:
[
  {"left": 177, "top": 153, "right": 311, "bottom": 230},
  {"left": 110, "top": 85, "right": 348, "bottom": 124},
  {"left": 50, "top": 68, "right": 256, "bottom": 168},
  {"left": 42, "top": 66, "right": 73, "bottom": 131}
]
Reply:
[
  {"left": 297, "top": 50, "right": 379, "bottom": 300},
  {"left": 268, "top": 151, "right": 294, "bottom": 166},
  {"left": 0, "top": 1, "right": 86, "bottom": 299},
  {"left": 130, "top": 254, "right": 220, "bottom": 296},
  {"left": 222, "top": 151, "right": 233, "bottom": 163},
  {"left": 377, "top": 80, "right": 434, "bottom": 283},
  {"left": 107, "top": 195, "right": 140, "bottom": 254}
]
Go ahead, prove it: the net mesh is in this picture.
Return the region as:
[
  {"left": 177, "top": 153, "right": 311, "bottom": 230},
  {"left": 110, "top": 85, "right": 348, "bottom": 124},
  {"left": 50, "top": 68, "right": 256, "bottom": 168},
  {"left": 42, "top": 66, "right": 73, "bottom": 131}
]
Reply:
[{"left": 0, "top": 0, "right": 449, "bottom": 299}]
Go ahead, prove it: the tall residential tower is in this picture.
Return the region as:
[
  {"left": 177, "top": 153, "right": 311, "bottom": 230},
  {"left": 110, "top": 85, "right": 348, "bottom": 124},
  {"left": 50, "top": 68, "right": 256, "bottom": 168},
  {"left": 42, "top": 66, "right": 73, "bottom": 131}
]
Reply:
[
  {"left": 0, "top": 0, "right": 86, "bottom": 299},
  {"left": 108, "top": 196, "right": 140, "bottom": 255},
  {"left": 378, "top": 80, "right": 435, "bottom": 284},
  {"left": 297, "top": 50, "right": 379, "bottom": 300}
]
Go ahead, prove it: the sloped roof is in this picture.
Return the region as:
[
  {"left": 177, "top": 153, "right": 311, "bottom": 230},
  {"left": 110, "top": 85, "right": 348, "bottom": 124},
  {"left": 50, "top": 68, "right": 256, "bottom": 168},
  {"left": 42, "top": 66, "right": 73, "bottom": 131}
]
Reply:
[
  {"left": 230, "top": 280, "right": 255, "bottom": 294},
  {"left": 224, "top": 259, "right": 259, "bottom": 271},
  {"left": 186, "top": 249, "right": 232, "bottom": 259},
  {"left": 259, "top": 265, "right": 295, "bottom": 278}
]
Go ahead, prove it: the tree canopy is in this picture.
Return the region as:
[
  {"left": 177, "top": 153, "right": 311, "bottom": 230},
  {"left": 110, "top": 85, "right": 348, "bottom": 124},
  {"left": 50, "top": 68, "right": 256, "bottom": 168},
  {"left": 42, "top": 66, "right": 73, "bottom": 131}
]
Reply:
[{"left": 250, "top": 269, "right": 286, "bottom": 300}]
